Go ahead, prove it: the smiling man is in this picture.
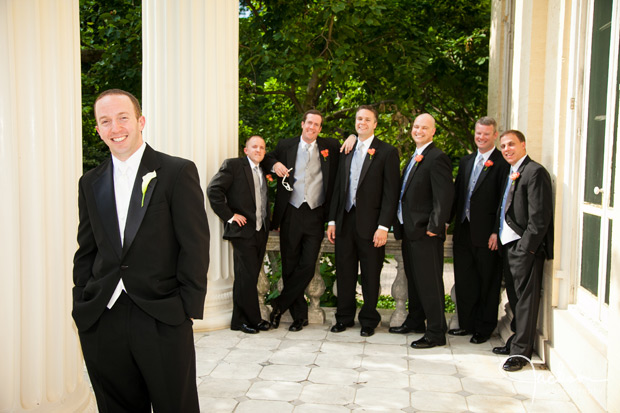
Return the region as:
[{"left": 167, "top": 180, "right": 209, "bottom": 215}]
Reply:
[
  {"left": 390, "top": 113, "right": 454, "bottom": 349},
  {"left": 208, "top": 136, "right": 272, "bottom": 334},
  {"left": 327, "top": 105, "right": 400, "bottom": 337},
  {"left": 449, "top": 117, "right": 510, "bottom": 344},
  {"left": 495, "top": 130, "right": 553, "bottom": 371},
  {"left": 262, "top": 110, "right": 340, "bottom": 332},
  {"left": 73, "top": 89, "right": 210, "bottom": 412}
]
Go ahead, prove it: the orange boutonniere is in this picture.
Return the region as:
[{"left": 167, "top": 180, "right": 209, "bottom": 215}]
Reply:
[
  {"left": 483, "top": 160, "right": 493, "bottom": 171},
  {"left": 266, "top": 174, "right": 274, "bottom": 182},
  {"left": 414, "top": 154, "right": 424, "bottom": 163},
  {"left": 320, "top": 149, "right": 329, "bottom": 161},
  {"left": 510, "top": 171, "right": 520, "bottom": 185},
  {"left": 367, "top": 148, "right": 376, "bottom": 159}
]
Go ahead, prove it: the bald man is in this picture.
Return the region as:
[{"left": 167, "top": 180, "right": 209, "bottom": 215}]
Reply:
[{"left": 391, "top": 114, "right": 454, "bottom": 349}]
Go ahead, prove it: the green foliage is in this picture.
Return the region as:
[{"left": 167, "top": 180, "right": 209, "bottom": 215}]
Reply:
[
  {"left": 445, "top": 294, "right": 456, "bottom": 313},
  {"left": 80, "top": 0, "right": 142, "bottom": 171},
  {"left": 239, "top": 0, "right": 491, "bottom": 164}
]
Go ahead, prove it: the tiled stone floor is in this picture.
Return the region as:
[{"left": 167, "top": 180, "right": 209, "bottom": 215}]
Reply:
[{"left": 194, "top": 314, "right": 580, "bottom": 413}]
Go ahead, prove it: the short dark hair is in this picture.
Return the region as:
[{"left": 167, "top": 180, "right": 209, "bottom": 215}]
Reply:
[
  {"left": 302, "top": 109, "right": 323, "bottom": 125},
  {"left": 476, "top": 116, "right": 497, "bottom": 132},
  {"left": 94, "top": 89, "right": 142, "bottom": 120},
  {"left": 356, "top": 105, "right": 378, "bottom": 122},
  {"left": 500, "top": 129, "right": 526, "bottom": 142}
]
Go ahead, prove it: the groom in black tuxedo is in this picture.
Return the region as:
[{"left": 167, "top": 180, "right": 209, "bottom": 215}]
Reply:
[{"left": 73, "top": 89, "right": 210, "bottom": 413}]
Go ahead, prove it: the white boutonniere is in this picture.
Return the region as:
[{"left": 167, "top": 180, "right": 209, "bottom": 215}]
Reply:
[{"left": 141, "top": 171, "right": 157, "bottom": 207}]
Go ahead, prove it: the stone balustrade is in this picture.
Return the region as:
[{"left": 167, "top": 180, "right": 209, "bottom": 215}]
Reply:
[{"left": 258, "top": 232, "right": 453, "bottom": 326}]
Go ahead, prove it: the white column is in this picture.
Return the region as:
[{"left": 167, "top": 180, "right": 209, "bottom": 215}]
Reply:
[
  {"left": 142, "top": 0, "right": 239, "bottom": 331},
  {"left": 0, "top": 0, "right": 95, "bottom": 411}
]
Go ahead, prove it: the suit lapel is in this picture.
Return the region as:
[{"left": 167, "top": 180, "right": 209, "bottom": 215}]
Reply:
[
  {"left": 472, "top": 149, "right": 495, "bottom": 193},
  {"left": 92, "top": 158, "right": 123, "bottom": 258},
  {"left": 506, "top": 155, "right": 530, "bottom": 211},
  {"left": 286, "top": 140, "right": 299, "bottom": 183},
  {"left": 404, "top": 142, "right": 434, "bottom": 194},
  {"left": 243, "top": 159, "right": 257, "bottom": 207},
  {"left": 358, "top": 138, "right": 378, "bottom": 185},
  {"left": 343, "top": 147, "right": 354, "bottom": 193},
  {"left": 317, "top": 138, "right": 330, "bottom": 194},
  {"left": 122, "top": 145, "right": 160, "bottom": 257}
]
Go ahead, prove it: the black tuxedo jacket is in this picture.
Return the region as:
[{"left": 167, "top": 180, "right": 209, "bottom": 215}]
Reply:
[
  {"left": 262, "top": 136, "right": 340, "bottom": 229},
  {"left": 329, "top": 137, "right": 400, "bottom": 239},
  {"left": 207, "top": 157, "right": 270, "bottom": 240},
  {"left": 394, "top": 142, "right": 454, "bottom": 241},
  {"left": 498, "top": 155, "right": 554, "bottom": 259},
  {"left": 72, "top": 145, "right": 210, "bottom": 332},
  {"left": 452, "top": 148, "right": 510, "bottom": 247}
]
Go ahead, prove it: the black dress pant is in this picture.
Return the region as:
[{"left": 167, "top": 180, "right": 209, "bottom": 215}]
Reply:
[
  {"left": 502, "top": 240, "right": 545, "bottom": 358},
  {"left": 402, "top": 233, "right": 447, "bottom": 341},
  {"left": 78, "top": 292, "right": 199, "bottom": 413},
  {"left": 334, "top": 207, "right": 384, "bottom": 328},
  {"left": 453, "top": 220, "right": 502, "bottom": 335},
  {"left": 231, "top": 227, "right": 267, "bottom": 328},
  {"left": 273, "top": 203, "right": 324, "bottom": 320}
]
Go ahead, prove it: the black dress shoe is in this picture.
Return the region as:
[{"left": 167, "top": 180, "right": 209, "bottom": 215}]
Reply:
[
  {"left": 360, "top": 327, "right": 375, "bottom": 337},
  {"left": 289, "top": 319, "right": 308, "bottom": 332},
  {"left": 493, "top": 335, "right": 514, "bottom": 354},
  {"left": 411, "top": 336, "right": 446, "bottom": 349},
  {"left": 330, "top": 321, "right": 354, "bottom": 333},
  {"left": 503, "top": 356, "right": 528, "bottom": 371},
  {"left": 470, "top": 333, "right": 490, "bottom": 344},
  {"left": 269, "top": 305, "right": 282, "bottom": 329},
  {"left": 257, "top": 320, "right": 271, "bottom": 331},
  {"left": 388, "top": 324, "right": 425, "bottom": 334},
  {"left": 448, "top": 328, "right": 471, "bottom": 336},
  {"left": 231, "top": 323, "right": 258, "bottom": 334}
]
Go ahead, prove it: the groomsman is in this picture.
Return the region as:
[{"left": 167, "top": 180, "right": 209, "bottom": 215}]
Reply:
[
  {"left": 390, "top": 113, "right": 454, "bottom": 349},
  {"left": 207, "top": 136, "right": 272, "bottom": 334},
  {"left": 327, "top": 105, "right": 400, "bottom": 337},
  {"left": 263, "top": 110, "right": 340, "bottom": 331},
  {"left": 449, "top": 117, "right": 510, "bottom": 343},
  {"left": 494, "top": 130, "right": 553, "bottom": 371}
]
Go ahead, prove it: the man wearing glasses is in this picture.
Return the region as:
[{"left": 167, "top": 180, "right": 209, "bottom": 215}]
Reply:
[{"left": 263, "top": 110, "right": 340, "bottom": 331}]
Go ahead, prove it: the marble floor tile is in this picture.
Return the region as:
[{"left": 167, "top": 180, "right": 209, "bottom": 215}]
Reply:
[
  {"left": 259, "top": 364, "right": 311, "bottom": 381},
  {"left": 363, "top": 343, "right": 409, "bottom": 357},
  {"left": 510, "top": 372, "right": 571, "bottom": 402},
  {"left": 234, "top": 399, "right": 294, "bottom": 413},
  {"left": 285, "top": 326, "right": 329, "bottom": 341},
  {"left": 320, "top": 341, "right": 365, "bottom": 355},
  {"left": 269, "top": 350, "right": 318, "bottom": 366},
  {"left": 307, "top": 366, "right": 360, "bottom": 385},
  {"left": 461, "top": 376, "right": 517, "bottom": 397},
  {"left": 237, "top": 336, "right": 282, "bottom": 350},
  {"left": 409, "top": 373, "right": 462, "bottom": 393},
  {"left": 247, "top": 380, "right": 303, "bottom": 401},
  {"left": 294, "top": 403, "right": 350, "bottom": 412},
  {"left": 361, "top": 355, "right": 409, "bottom": 371},
  {"left": 223, "top": 348, "right": 273, "bottom": 364},
  {"left": 523, "top": 399, "right": 580, "bottom": 412},
  {"left": 195, "top": 359, "right": 217, "bottom": 377},
  {"left": 314, "top": 353, "right": 363, "bottom": 369},
  {"left": 456, "top": 359, "right": 507, "bottom": 379},
  {"left": 197, "top": 377, "right": 251, "bottom": 398},
  {"left": 209, "top": 361, "right": 263, "bottom": 380},
  {"left": 466, "top": 394, "right": 526, "bottom": 413},
  {"left": 326, "top": 329, "right": 366, "bottom": 343},
  {"left": 411, "top": 390, "right": 468, "bottom": 412},
  {"left": 364, "top": 331, "right": 409, "bottom": 345},
  {"left": 408, "top": 346, "right": 453, "bottom": 359},
  {"left": 354, "top": 386, "right": 411, "bottom": 409},
  {"left": 198, "top": 396, "right": 238, "bottom": 412},
  {"left": 195, "top": 345, "right": 230, "bottom": 361},
  {"left": 409, "top": 358, "right": 458, "bottom": 375},
  {"left": 299, "top": 383, "right": 356, "bottom": 405},
  {"left": 357, "top": 370, "right": 409, "bottom": 388},
  {"left": 195, "top": 332, "right": 242, "bottom": 348},
  {"left": 278, "top": 339, "right": 323, "bottom": 353}
]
